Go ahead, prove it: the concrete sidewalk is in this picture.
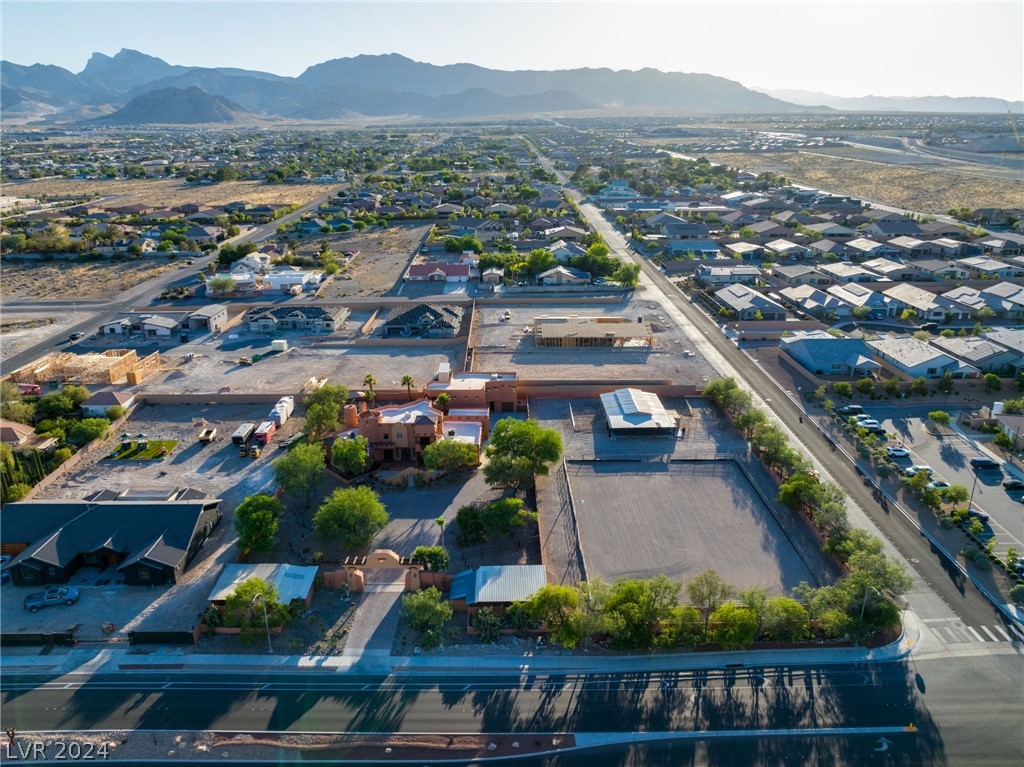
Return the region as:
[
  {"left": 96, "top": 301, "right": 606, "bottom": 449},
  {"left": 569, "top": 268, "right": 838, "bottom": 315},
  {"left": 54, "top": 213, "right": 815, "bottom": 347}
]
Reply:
[{"left": 0, "top": 611, "right": 923, "bottom": 677}]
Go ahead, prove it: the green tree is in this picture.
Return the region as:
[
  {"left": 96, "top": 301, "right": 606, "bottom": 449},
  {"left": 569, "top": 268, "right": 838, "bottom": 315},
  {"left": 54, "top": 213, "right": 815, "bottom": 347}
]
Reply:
[
  {"left": 304, "top": 402, "right": 341, "bottom": 440},
  {"left": 944, "top": 484, "right": 969, "bottom": 506},
  {"left": 911, "top": 377, "right": 928, "bottom": 396},
  {"left": 35, "top": 393, "right": 75, "bottom": 421},
  {"left": 0, "top": 381, "right": 34, "bottom": 424},
  {"left": 61, "top": 385, "right": 91, "bottom": 407},
  {"left": 857, "top": 378, "right": 875, "bottom": 396},
  {"left": 777, "top": 473, "right": 823, "bottom": 512},
  {"left": 222, "top": 577, "right": 291, "bottom": 643},
  {"left": 900, "top": 309, "right": 918, "bottom": 321},
  {"left": 928, "top": 410, "right": 951, "bottom": 426},
  {"left": 401, "top": 587, "right": 452, "bottom": 649},
  {"left": 686, "top": 569, "right": 734, "bottom": 629},
  {"left": 611, "top": 262, "right": 641, "bottom": 287},
  {"left": 708, "top": 603, "right": 758, "bottom": 650},
  {"left": 526, "top": 248, "right": 556, "bottom": 274},
  {"left": 209, "top": 275, "right": 237, "bottom": 294},
  {"left": 234, "top": 493, "right": 284, "bottom": 553},
  {"left": 362, "top": 373, "right": 376, "bottom": 393},
  {"left": 605, "top": 575, "right": 679, "bottom": 650},
  {"left": 1008, "top": 584, "right": 1024, "bottom": 606},
  {"left": 471, "top": 606, "right": 503, "bottom": 643},
  {"left": 401, "top": 374, "right": 416, "bottom": 400},
  {"left": 68, "top": 418, "right": 109, "bottom": 447},
  {"left": 937, "top": 370, "right": 954, "bottom": 394},
  {"left": 213, "top": 164, "right": 239, "bottom": 182},
  {"left": 526, "top": 584, "right": 583, "bottom": 648},
  {"left": 423, "top": 439, "right": 478, "bottom": 472},
  {"left": 852, "top": 305, "right": 872, "bottom": 320},
  {"left": 274, "top": 443, "right": 325, "bottom": 508},
  {"left": 994, "top": 429, "right": 1014, "bottom": 451},
  {"left": 105, "top": 405, "right": 126, "bottom": 421},
  {"left": 763, "top": 597, "right": 810, "bottom": 643},
  {"left": 331, "top": 435, "right": 369, "bottom": 476},
  {"left": 434, "top": 392, "right": 450, "bottom": 413},
  {"left": 734, "top": 409, "right": 769, "bottom": 439},
  {"left": 833, "top": 381, "right": 853, "bottom": 399},
  {"left": 482, "top": 418, "right": 563, "bottom": 491},
  {"left": 984, "top": 373, "right": 1003, "bottom": 392},
  {"left": 883, "top": 377, "right": 901, "bottom": 397},
  {"left": 411, "top": 545, "right": 450, "bottom": 572},
  {"left": 656, "top": 605, "right": 705, "bottom": 650},
  {"left": 313, "top": 486, "right": 389, "bottom": 547}
]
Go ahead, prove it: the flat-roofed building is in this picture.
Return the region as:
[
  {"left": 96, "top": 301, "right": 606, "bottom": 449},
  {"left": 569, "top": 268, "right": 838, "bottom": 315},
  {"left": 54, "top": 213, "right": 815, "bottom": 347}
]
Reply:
[{"left": 533, "top": 316, "right": 653, "bottom": 348}]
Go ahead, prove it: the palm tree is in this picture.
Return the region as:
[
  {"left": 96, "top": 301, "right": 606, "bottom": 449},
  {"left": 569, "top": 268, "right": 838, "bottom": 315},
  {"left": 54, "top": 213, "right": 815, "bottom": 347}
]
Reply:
[
  {"left": 362, "top": 373, "right": 376, "bottom": 393},
  {"left": 401, "top": 374, "right": 415, "bottom": 401},
  {"left": 435, "top": 392, "right": 450, "bottom": 413}
]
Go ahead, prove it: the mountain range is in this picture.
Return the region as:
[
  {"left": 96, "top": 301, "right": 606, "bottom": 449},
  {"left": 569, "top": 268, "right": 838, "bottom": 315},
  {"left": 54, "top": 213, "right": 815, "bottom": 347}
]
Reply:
[
  {"left": 753, "top": 87, "right": 1024, "bottom": 114},
  {"left": 1, "top": 49, "right": 1019, "bottom": 125}
]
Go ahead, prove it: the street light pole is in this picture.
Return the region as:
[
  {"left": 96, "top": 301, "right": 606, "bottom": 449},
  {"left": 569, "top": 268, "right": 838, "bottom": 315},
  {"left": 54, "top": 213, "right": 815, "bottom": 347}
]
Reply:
[
  {"left": 859, "top": 584, "right": 883, "bottom": 623},
  {"left": 967, "top": 470, "right": 980, "bottom": 511},
  {"left": 252, "top": 594, "right": 273, "bottom": 654}
]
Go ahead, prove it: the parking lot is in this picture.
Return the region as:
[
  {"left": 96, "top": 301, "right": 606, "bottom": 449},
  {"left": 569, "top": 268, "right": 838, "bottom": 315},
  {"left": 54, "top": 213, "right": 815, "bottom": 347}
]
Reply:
[
  {"left": 875, "top": 412, "right": 1024, "bottom": 558},
  {"left": 471, "top": 300, "right": 715, "bottom": 385},
  {"left": 566, "top": 461, "right": 827, "bottom": 594}
]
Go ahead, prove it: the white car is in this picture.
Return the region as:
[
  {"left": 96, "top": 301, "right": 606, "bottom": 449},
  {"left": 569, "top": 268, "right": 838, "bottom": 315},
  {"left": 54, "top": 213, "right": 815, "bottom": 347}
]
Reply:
[
  {"left": 927, "top": 479, "right": 951, "bottom": 491},
  {"left": 905, "top": 465, "right": 933, "bottom": 477},
  {"left": 886, "top": 446, "right": 911, "bottom": 458},
  {"left": 857, "top": 419, "right": 881, "bottom": 429},
  {"left": 852, "top": 414, "right": 874, "bottom": 422}
]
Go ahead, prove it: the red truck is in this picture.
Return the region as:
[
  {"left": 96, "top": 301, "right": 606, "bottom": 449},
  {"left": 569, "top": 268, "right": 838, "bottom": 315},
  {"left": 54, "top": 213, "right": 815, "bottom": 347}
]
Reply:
[
  {"left": 253, "top": 421, "right": 277, "bottom": 445},
  {"left": 17, "top": 384, "right": 41, "bottom": 396}
]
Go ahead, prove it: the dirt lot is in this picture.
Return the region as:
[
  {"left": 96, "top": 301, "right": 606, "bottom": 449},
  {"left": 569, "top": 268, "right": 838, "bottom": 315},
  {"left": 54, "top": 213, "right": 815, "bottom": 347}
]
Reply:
[
  {"left": 566, "top": 460, "right": 823, "bottom": 594},
  {"left": 0, "top": 311, "right": 92, "bottom": 357},
  {"left": 308, "top": 223, "right": 431, "bottom": 298},
  {"left": 144, "top": 337, "right": 462, "bottom": 395},
  {"left": 471, "top": 300, "right": 715, "bottom": 386},
  {"left": 1, "top": 259, "right": 177, "bottom": 300},
  {"left": 708, "top": 150, "right": 1024, "bottom": 213},
  {"left": 6, "top": 178, "right": 335, "bottom": 209}
]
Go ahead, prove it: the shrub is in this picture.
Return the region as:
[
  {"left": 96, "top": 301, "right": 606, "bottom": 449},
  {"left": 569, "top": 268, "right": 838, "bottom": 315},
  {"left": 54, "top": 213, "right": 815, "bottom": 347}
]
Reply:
[{"left": 471, "top": 606, "right": 503, "bottom": 643}]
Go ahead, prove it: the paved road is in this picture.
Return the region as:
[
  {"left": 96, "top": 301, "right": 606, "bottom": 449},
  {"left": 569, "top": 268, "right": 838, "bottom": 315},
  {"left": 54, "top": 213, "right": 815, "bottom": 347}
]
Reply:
[
  {"left": 2, "top": 654, "right": 1020, "bottom": 765},
  {"left": 1, "top": 194, "right": 331, "bottom": 374}
]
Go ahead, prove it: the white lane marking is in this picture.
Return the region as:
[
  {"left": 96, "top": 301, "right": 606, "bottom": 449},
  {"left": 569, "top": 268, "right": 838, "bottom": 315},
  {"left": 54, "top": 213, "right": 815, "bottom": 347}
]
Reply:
[
  {"left": 1009, "top": 624, "right": 1024, "bottom": 642},
  {"left": 980, "top": 626, "right": 1000, "bottom": 642},
  {"left": 938, "top": 626, "right": 962, "bottom": 643},
  {"left": 966, "top": 626, "right": 985, "bottom": 642},
  {"left": 993, "top": 625, "right": 1012, "bottom": 641}
]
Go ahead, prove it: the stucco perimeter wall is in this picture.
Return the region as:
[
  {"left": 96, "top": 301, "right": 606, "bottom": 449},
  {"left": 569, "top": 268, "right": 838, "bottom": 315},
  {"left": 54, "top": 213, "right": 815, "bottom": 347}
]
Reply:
[{"left": 521, "top": 381, "right": 697, "bottom": 400}]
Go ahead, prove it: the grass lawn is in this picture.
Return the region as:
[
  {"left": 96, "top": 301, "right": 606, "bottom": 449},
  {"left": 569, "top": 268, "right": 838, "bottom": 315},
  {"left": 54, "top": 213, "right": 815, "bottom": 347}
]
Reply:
[{"left": 108, "top": 439, "right": 179, "bottom": 460}]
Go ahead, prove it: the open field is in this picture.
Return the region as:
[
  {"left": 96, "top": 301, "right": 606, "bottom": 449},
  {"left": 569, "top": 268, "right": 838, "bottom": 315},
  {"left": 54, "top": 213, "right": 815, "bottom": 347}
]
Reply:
[
  {"left": 3, "top": 178, "right": 336, "bottom": 209},
  {"left": 566, "top": 460, "right": 825, "bottom": 594},
  {"left": 709, "top": 150, "right": 1024, "bottom": 213},
  {"left": 310, "top": 223, "right": 431, "bottom": 298},
  {"left": 0, "top": 259, "right": 177, "bottom": 300}
]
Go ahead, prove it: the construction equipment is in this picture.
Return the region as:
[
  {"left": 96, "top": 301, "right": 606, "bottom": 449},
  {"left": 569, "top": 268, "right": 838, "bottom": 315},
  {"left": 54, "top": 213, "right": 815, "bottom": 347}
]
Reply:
[
  {"left": 238, "top": 357, "right": 253, "bottom": 366},
  {"left": 250, "top": 446, "right": 262, "bottom": 459}
]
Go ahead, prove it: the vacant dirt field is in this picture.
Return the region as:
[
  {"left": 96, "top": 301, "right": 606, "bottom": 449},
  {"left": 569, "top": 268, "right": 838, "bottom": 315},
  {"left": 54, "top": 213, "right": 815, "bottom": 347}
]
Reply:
[
  {"left": 6, "top": 178, "right": 336, "bottom": 209},
  {"left": 710, "top": 150, "right": 1024, "bottom": 213},
  {"left": 1, "top": 259, "right": 176, "bottom": 300},
  {"left": 309, "top": 223, "right": 431, "bottom": 298}
]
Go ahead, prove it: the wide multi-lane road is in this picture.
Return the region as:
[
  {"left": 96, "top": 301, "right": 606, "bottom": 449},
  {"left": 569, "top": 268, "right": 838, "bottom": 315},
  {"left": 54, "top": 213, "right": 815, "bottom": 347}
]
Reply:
[{"left": 2, "top": 655, "right": 1020, "bottom": 765}]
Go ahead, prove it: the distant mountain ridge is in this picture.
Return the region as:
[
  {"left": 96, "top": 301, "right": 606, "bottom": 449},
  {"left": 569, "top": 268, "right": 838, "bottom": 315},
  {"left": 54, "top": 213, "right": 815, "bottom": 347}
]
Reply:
[
  {"left": 753, "top": 86, "right": 1024, "bottom": 114},
  {"left": 2, "top": 48, "right": 1015, "bottom": 124},
  {"left": 89, "top": 86, "right": 255, "bottom": 125}
]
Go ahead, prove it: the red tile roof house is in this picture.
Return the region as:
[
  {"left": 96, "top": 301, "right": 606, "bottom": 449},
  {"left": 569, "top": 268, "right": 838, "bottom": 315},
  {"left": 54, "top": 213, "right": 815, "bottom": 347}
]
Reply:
[{"left": 405, "top": 263, "right": 471, "bottom": 282}]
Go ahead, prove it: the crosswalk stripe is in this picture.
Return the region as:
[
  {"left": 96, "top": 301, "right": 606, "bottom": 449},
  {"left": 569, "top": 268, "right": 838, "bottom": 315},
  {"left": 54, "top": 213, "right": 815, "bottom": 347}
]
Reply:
[
  {"left": 1009, "top": 624, "right": 1024, "bottom": 642},
  {"left": 938, "top": 627, "right": 962, "bottom": 642},
  {"left": 994, "top": 626, "right": 1012, "bottom": 641},
  {"left": 980, "top": 626, "right": 1000, "bottom": 642},
  {"left": 966, "top": 626, "right": 985, "bottom": 642}
]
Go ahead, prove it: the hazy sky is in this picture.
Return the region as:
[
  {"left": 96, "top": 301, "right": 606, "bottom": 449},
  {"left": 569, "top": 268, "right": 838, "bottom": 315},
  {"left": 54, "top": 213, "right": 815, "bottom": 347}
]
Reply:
[{"left": 3, "top": 1, "right": 1022, "bottom": 100}]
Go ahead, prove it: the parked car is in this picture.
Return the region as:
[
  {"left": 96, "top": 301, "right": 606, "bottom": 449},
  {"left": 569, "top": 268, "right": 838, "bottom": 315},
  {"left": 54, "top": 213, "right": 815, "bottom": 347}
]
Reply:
[
  {"left": 1002, "top": 478, "right": 1024, "bottom": 490},
  {"left": 856, "top": 419, "right": 881, "bottom": 429},
  {"left": 23, "top": 586, "right": 80, "bottom": 612},
  {"left": 850, "top": 412, "right": 872, "bottom": 422},
  {"left": 966, "top": 507, "right": 990, "bottom": 523},
  {"left": 970, "top": 457, "right": 1001, "bottom": 471},
  {"left": 905, "top": 465, "right": 933, "bottom": 477},
  {"left": 886, "top": 446, "right": 911, "bottom": 458},
  {"left": 68, "top": 332, "right": 84, "bottom": 341},
  {"left": 837, "top": 405, "right": 865, "bottom": 416},
  {"left": 927, "top": 479, "right": 951, "bottom": 491}
]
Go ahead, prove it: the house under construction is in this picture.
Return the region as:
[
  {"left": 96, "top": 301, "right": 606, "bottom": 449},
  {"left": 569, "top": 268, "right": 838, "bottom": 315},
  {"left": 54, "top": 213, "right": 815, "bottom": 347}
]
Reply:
[
  {"left": 533, "top": 316, "right": 654, "bottom": 348},
  {"left": 6, "top": 349, "right": 162, "bottom": 386}
]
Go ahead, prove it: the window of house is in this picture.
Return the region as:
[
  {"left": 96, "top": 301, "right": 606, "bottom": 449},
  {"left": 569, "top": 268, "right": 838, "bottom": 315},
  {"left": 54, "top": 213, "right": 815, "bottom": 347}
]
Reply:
[
  {"left": 927, "top": 368, "right": 937, "bottom": 375},
  {"left": 138, "top": 569, "right": 150, "bottom": 581}
]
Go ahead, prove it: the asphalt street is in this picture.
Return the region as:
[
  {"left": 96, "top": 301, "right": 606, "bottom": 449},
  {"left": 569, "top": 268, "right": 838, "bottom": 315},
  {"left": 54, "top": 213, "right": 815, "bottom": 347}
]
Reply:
[{"left": 2, "top": 654, "right": 1021, "bottom": 766}]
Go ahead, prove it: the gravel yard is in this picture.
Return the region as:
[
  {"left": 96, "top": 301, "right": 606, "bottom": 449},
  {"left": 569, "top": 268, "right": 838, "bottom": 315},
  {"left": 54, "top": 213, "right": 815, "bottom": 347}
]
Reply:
[
  {"left": 1, "top": 259, "right": 177, "bottom": 301},
  {"left": 310, "top": 223, "right": 431, "bottom": 298}
]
